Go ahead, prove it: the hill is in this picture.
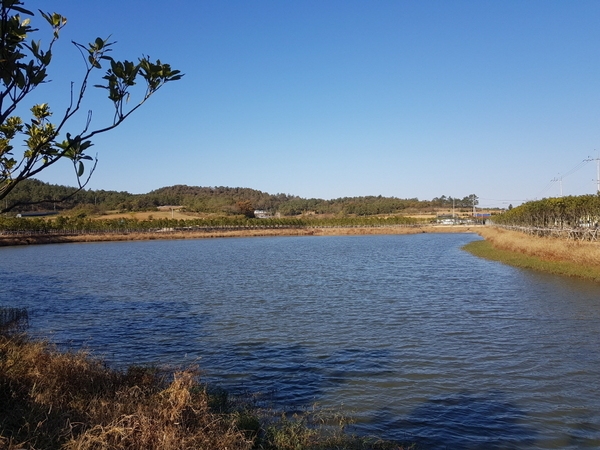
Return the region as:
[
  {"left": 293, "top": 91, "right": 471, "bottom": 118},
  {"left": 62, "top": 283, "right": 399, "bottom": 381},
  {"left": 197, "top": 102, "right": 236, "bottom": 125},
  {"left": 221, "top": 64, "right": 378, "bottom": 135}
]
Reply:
[{"left": 3, "top": 179, "right": 484, "bottom": 217}]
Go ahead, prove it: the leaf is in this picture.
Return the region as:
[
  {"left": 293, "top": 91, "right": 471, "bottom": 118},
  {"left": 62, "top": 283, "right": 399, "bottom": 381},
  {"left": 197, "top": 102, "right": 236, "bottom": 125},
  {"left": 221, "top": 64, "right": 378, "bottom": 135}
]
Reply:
[
  {"left": 31, "top": 40, "right": 39, "bottom": 56},
  {"left": 88, "top": 55, "right": 101, "bottom": 69},
  {"left": 11, "top": 5, "right": 34, "bottom": 15},
  {"left": 40, "top": 10, "right": 51, "bottom": 24},
  {"left": 77, "top": 161, "right": 84, "bottom": 177},
  {"left": 41, "top": 50, "right": 52, "bottom": 66}
]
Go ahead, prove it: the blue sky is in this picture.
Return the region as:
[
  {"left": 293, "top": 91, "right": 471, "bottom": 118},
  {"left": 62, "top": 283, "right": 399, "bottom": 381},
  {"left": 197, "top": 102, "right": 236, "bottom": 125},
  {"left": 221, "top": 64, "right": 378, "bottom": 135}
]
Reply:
[{"left": 19, "top": 1, "right": 600, "bottom": 207}]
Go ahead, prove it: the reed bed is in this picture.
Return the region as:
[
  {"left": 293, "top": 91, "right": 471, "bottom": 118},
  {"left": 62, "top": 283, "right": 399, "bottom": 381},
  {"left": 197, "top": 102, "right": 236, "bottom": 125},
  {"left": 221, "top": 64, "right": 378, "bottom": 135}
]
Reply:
[
  {"left": 0, "top": 335, "right": 252, "bottom": 449},
  {"left": 0, "top": 332, "right": 410, "bottom": 450},
  {"left": 466, "top": 226, "right": 600, "bottom": 281}
]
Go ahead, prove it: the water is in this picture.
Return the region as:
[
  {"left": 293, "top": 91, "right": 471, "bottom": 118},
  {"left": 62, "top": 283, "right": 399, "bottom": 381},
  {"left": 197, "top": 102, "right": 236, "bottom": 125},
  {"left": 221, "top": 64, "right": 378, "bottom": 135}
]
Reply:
[{"left": 1, "top": 233, "right": 599, "bottom": 449}]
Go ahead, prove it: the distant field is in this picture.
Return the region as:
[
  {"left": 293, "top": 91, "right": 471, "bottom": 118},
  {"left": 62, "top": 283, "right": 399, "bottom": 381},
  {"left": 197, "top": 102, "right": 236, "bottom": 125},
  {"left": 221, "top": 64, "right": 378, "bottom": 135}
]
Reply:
[
  {"left": 94, "top": 210, "right": 196, "bottom": 221},
  {"left": 93, "top": 208, "right": 494, "bottom": 222}
]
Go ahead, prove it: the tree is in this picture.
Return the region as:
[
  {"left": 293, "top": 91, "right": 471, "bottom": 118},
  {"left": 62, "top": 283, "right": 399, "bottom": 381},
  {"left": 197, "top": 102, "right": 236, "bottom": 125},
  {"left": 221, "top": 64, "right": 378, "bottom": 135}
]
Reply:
[
  {"left": 235, "top": 200, "right": 255, "bottom": 218},
  {"left": 463, "top": 194, "right": 478, "bottom": 208},
  {"left": 0, "top": 0, "right": 182, "bottom": 212}
]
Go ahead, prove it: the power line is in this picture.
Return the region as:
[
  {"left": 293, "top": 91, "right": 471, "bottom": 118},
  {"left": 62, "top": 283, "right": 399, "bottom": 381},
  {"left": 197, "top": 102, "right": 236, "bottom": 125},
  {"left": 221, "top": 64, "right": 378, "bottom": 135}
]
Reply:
[
  {"left": 584, "top": 153, "right": 600, "bottom": 193},
  {"left": 561, "top": 159, "right": 590, "bottom": 179},
  {"left": 535, "top": 156, "right": 595, "bottom": 199}
]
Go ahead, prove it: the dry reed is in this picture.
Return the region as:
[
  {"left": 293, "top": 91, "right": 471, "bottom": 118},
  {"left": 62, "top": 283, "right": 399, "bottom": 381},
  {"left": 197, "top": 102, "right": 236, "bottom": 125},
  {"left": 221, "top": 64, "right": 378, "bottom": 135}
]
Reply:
[
  {"left": 465, "top": 226, "right": 600, "bottom": 281},
  {"left": 0, "top": 335, "right": 252, "bottom": 450},
  {"left": 0, "top": 334, "right": 410, "bottom": 449},
  {"left": 476, "top": 227, "right": 600, "bottom": 267}
]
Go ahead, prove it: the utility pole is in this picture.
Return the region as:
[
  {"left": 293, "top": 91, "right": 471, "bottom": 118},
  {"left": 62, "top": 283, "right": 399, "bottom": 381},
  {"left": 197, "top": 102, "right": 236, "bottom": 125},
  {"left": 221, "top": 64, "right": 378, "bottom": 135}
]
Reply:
[
  {"left": 584, "top": 154, "right": 600, "bottom": 194},
  {"left": 592, "top": 157, "right": 600, "bottom": 194},
  {"left": 594, "top": 156, "right": 600, "bottom": 194},
  {"left": 560, "top": 176, "right": 563, "bottom": 197},
  {"left": 551, "top": 176, "right": 563, "bottom": 197}
]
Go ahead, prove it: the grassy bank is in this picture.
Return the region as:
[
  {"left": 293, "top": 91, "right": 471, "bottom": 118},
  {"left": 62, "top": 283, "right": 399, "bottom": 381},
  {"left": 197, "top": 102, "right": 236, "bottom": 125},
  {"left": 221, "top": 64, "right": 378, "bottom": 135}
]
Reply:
[
  {"left": 464, "top": 226, "right": 600, "bottom": 282},
  {"left": 0, "top": 326, "right": 410, "bottom": 449}
]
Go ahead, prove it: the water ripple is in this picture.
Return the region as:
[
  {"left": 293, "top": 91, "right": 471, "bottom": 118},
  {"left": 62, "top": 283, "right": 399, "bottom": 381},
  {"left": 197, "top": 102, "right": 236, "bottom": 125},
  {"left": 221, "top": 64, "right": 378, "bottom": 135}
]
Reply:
[{"left": 1, "top": 234, "right": 599, "bottom": 448}]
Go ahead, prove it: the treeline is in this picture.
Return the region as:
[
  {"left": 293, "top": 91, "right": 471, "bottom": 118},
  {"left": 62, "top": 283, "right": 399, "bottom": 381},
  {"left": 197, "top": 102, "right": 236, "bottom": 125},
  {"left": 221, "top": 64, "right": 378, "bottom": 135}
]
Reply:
[
  {"left": 0, "top": 215, "right": 417, "bottom": 234},
  {"left": 3, "top": 179, "right": 479, "bottom": 216},
  {"left": 430, "top": 194, "right": 479, "bottom": 208},
  {"left": 2, "top": 179, "right": 136, "bottom": 212},
  {"left": 494, "top": 195, "right": 600, "bottom": 228}
]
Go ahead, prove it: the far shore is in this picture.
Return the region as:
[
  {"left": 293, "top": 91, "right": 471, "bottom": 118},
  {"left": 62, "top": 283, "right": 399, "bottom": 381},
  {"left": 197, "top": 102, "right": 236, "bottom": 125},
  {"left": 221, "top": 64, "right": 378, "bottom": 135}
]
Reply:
[
  {"left": 0, "top": 224, "right": 478, "bottom": 247},
  {"left": 8, "top": 224, "right": 600, "bottom": 282}
]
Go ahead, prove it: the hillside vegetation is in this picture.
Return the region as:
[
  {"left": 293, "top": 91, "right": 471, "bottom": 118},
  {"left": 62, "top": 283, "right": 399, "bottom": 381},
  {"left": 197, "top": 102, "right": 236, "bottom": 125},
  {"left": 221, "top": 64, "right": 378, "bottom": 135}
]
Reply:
[{"left": 3, "top": 179, "right": 482, "bottom": 217}]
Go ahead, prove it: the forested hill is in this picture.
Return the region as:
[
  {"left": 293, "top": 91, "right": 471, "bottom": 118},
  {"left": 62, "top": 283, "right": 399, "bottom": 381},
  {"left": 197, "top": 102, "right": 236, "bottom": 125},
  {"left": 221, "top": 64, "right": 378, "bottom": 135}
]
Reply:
[{"left": 3, "top": 179, "right": 480, "bottom": 216}]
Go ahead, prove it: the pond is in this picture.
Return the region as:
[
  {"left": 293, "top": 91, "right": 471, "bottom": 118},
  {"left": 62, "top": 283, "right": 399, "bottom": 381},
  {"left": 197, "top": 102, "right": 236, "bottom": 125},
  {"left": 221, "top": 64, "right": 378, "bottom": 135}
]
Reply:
[{"left": 1, "top": 233, "right": 599, "bottom": 449}]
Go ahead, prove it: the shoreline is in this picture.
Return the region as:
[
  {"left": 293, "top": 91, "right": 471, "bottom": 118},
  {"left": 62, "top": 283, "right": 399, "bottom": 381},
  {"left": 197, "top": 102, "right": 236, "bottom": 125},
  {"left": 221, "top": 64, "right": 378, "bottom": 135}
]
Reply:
[
  {"left": 0, "top": 224, "right": 478, "bottom": 246},
  {"left": 464, "top": 226, "right": 600, "bottom": 282},
  {"left": 0, "top": 330, "right": 409, "bottom": 449}
]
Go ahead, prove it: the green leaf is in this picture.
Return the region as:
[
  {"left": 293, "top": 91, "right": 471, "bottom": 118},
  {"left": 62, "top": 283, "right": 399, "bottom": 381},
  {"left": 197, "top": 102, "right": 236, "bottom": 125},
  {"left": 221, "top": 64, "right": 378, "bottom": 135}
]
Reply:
[
  {"left": 41, "top": 50, "right": 52, "bottom": 65},
  {"left": 88, "top": 55, "right": 101, "bottom": 69},
  {"left": 77, "top": 161, "right": 84, "bottom": 177},
  {"left": 11, "top": 5, "right": 34, "bottom": 15},
  {"left": 31, "top": 40, "right": 39, "bottom": 56}
]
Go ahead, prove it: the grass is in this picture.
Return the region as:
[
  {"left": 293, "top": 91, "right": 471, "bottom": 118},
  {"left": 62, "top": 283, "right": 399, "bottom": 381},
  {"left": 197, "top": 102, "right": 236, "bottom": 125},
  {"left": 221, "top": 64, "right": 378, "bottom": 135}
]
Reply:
[
  {"left": 0, "top": 323, "right": 411, "bottom": 450},
  {"left": 464, "top": 226, "right": 600, "bottom": 282}
]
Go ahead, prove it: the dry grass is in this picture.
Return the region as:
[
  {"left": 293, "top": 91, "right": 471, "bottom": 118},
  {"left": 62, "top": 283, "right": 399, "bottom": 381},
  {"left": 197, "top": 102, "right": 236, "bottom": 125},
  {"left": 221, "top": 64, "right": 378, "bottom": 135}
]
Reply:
[
  {"left": 0, "top": 332, "right": 411, "bottom": 450},
  {"left": 96, "top": 210, "right": 193, "bottom": 221},
  {"left": 476, "top": 227, "right": 600, "bottom": 267},
  {"left": 0, "top": 335, "right": 252, "bottom": 450},
  {"left": 0, "top": 224, "right": 477, "bottom": 247},
  {"left": 466, "top": 227, "right": 600, "bottom": 281}
]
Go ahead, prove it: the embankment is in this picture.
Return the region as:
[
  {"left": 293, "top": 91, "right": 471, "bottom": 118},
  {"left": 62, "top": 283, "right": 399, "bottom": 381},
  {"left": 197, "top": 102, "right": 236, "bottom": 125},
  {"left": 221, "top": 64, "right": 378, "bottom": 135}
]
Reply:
[
  {"left": 0, "top": 224, "right": 475, "bottom": 247},
  {"left": 465, "top": 226, "right": 600, "bottom": 282}
]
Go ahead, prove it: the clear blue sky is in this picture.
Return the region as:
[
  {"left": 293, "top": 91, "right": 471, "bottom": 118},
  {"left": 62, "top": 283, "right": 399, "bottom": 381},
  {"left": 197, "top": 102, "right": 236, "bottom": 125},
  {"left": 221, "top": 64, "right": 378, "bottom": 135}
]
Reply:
[{"left": 21, "top": 0, "right": 600, "bottom": 207}]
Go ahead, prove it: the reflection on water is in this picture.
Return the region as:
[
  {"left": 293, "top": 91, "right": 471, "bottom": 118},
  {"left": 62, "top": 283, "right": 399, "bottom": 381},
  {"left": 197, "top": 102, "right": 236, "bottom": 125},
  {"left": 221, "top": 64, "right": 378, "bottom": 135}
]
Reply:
[
  {"left": 1, "top": 233, "right": 599, "bottom": 449},
  {"left": 380, "top": 392, "right": 538, "bottom": 450}
]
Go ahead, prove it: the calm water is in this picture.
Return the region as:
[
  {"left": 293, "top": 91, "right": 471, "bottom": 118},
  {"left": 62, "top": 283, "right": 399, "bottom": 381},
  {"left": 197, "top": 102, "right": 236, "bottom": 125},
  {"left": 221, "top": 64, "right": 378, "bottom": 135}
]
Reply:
[{"left": 1, "top": 233, "right": 599, "bottom": 449}]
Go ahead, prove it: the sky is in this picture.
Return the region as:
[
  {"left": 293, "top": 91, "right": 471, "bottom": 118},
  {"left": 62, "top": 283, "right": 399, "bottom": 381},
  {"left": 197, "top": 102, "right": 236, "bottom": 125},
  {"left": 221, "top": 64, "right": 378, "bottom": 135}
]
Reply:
[{"left": 16, "top": 0, "right": 600, "bottom": 208}]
